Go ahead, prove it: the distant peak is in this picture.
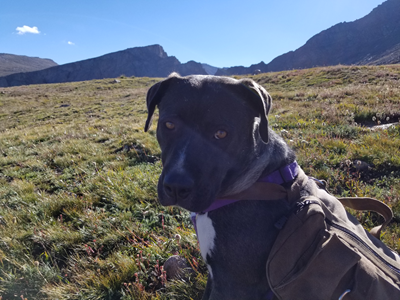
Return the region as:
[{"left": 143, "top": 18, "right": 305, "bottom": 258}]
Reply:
[{"left": 127, "top": 44, "right": 168, "bottom": 58}]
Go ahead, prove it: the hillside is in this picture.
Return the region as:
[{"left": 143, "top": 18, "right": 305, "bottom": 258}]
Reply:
[
  {"left": 0, "top": 65, "right": 399, "bottom": 299},
  {"left": 0, "top": 45, "right": 207, "bottom": 88},
  {"left": 217, "top": 0, "right": 400, "bottom": 75},
  {"left": 0, "top": 53, "right": 58, "bottom": 77}
]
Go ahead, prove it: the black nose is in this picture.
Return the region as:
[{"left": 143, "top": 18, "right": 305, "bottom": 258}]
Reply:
[{"left": 163, "top": 173, "right": 194, "bottom": 201}]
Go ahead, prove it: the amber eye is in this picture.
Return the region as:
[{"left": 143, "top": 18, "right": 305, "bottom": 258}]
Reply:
[
  {"left": 165, "top": 121, "right": 175, "bottom": 130},
  {"left": 214, "top": 130, "right": 227, "bottom": 139}
]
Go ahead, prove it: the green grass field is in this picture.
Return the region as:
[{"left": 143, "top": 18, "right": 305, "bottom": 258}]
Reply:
[{"left": 0, "top": 65, "right": 399, "bottom": 299}]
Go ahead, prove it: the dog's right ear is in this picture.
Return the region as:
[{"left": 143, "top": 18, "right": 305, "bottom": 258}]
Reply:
[{"left": 144, "top": 74, "right": 180, "bottom": 132}]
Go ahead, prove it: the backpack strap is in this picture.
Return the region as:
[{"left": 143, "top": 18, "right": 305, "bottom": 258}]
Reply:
[
  {"left": 338, "top": 197, "right": 393, "bottom": 240},
  {"left": 219, "top": 181, "right": 288, "bottom": 201},
  {"left": 311, "top": 177, "right": 394, "bottom": 240},
  {"left": 222, "top": 167, "right": 393, "bottom": 240}
]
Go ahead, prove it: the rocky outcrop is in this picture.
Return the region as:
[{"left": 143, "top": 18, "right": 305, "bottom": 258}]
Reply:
[
  {"left": 0, "top": 45, "right": 207, "bottom": 87},
  {"left": 216, "top": 62, "right": 268, "bottom": 76},
  {"left": 216, "top": 0, "right": 400, "bottom": 75},
  {"left": 0, "top": 54, "right": 57, "bottom": 77}
]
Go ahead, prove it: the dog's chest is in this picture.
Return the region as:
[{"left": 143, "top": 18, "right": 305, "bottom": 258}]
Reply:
[
  {"left": 196, "top": 213, "right": 217, "bottom": 277},
  {"left": 196, "top": 213, "right": 216, "bottom": 259},
  {"left": 195, "top": 202, "right": 290, "bottom": 288}
]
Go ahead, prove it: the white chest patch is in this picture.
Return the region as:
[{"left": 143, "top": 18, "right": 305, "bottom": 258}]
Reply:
[{"left": 196, "top": 212, "right": 216, "bottom": 275}]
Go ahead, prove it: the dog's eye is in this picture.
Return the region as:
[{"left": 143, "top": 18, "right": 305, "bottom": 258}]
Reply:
[
  {"left": 165, "top": 122, "right": 175, "bottom": 130},
  {"left": 214, "top": 130, "right": 227, "bottom": 139}
]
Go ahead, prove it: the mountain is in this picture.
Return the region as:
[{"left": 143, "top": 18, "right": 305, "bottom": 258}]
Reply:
[
  {"left": 216, "top": 0, "right": 400, "bottom": 75},
  {"left": 0, "top": 54, "right": 58, "bottom": 77},
  {"left": 2, "top": 0, "right": 399, "bottom": 85},
  {"left": 216, "top": 62, "right": 269, "bottom": 76},
  {"left": 201, "top": 63, "right": 219, "bottom": 75},
  {"left": 0, "top": 45, "right": 207, "bottom": 88}
]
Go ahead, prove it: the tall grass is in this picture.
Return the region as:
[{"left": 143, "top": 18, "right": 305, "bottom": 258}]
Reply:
[{"left": 0, "top": 66, "right": 399, "bottom": 299}]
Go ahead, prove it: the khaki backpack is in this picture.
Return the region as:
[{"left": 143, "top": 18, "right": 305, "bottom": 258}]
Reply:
[{"left": 266, "top": 195, "right": 400, "bottom": 300}]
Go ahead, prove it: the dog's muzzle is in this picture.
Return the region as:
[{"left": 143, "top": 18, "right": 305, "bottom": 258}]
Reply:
[{"left": 162, "top": 172, "right": 194, "bottom": 202}]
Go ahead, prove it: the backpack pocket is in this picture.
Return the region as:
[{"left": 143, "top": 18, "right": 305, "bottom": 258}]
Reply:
[
  {"left": 268, "top": 230, "right": 361, "bottom": 300},
  {"left": 338, "top": 255, "right": 400, "bottom": 300},
  {"left": 267, "top": 201, "right": 400, "bottom": 300}
]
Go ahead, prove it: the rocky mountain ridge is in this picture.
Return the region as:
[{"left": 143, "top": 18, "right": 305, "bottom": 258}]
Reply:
[
  {"left": 0, "top": 54, "right": 58, "bottom": 77},
  {"left": 217, "top": 0, "right": 400, "bottom": 75},
  {"left": 0, "top": 45, "right": 207, "bottom": 88}
]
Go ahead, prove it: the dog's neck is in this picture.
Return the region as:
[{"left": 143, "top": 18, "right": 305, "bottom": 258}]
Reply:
[
  {"left": 191, "top": 161, "right": 301, "bottom": 237},
  {"left": 206, "top": 161, "right": 299, "bottom": 212},
  {"left": 259, "top": 129, "right": 297, "bottom": 178},
  {"left": 220, "top": 128, "right": 296, "bottom": 200}
]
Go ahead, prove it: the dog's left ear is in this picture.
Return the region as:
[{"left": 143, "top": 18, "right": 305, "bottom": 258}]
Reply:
[
  {"left": 144, "top": 74, "right": 180, "bottom": 132},
  {"left": 240, "top": 79, "right": 271, "bottom": 143}
]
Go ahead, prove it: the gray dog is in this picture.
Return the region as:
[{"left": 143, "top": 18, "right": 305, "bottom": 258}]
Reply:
[
  {"left": 145, "top": 73, "right": 400, "bottom": 300},
  {"left": 144, "top": 73, "right": 297, "bottom": 299}
]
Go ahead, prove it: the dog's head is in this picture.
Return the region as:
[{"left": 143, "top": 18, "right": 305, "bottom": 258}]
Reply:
[{"left": 145, "top": 73, "right": 272, "bottom": 212}]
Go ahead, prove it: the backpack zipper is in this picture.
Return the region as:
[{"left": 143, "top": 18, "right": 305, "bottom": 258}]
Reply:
[
  {"left": 325, "top": 218, "right": 400, "bottom": 275},
  {"left": 294, "top": 200, "right": 320, "bottom": 214}
]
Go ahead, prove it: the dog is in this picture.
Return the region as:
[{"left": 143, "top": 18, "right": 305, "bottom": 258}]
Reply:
[{"left": 144, "top": 73, "right": 399, "bottom": 299}]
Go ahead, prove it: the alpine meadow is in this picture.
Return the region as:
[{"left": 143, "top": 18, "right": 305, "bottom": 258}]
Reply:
[{"left": 0, "top": 65, "right": 400, "bottom": 299}]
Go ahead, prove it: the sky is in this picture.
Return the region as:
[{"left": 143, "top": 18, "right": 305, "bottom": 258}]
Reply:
[{"left": 0, "top": 0, "right": 386, "bottom": 68}]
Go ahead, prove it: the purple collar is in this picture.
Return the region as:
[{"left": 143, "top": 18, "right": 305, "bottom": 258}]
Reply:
[
  {"left": 256, "top": 161, "right": 299, "bottom": 185},
  {"left": 190, "top": 162, "right": 299, "bottom": 300},
  {"left": 196, "top": 161, "right": 299, "bottom": 214},
  {"left": 190, "top": 161, "right": 299, "bottom": 234}
]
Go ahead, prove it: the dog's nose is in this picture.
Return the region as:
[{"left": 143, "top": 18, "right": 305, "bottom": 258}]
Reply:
[{"left": 163, "top": 173, "right": 194, "bottom": 200}]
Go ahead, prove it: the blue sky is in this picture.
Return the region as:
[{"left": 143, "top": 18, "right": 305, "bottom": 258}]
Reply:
[{"left": 1, "top": 0, "right": 385, "bottom": 68}]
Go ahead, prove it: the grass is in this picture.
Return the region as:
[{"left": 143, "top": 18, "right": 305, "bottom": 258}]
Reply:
[{"left": 0, "top": 65, "right": 400, "bottom": 299}]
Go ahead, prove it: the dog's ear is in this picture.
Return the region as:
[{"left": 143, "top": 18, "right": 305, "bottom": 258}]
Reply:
[
  {"left": 144, "top": 73, "right": 180, "bottom": 132},
  {"left": 240, "top": 79, "right": 271, "bottom": 143}
]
